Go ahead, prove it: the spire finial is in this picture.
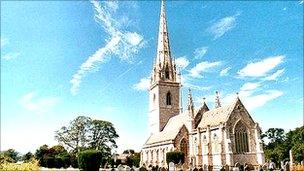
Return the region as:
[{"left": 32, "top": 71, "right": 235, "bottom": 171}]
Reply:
[
  {"left": 215, "top": 91, "right": 221, "bottom": 108},
  {"left": 188, "top": 88, "right": 194, "bottom": 117}
]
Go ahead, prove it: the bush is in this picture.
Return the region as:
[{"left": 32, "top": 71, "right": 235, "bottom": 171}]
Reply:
[
  {"left": 78, "top": 150, "right": 102, "bottom": 171},
  {"left": 166, "top": 151, "right": 184, "bottom": 164},
  {"left": 0, "top": 158, "right": 40, "bottom": 171},
  {"left": 70, "top": 154, "right": 78, "bottom": 168}
]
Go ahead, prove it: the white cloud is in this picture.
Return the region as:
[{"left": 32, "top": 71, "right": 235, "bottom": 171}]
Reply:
[
  {"left": 240, "top": 82, "right": 261, "bottom": 91},
  {"left": 184, "top": 82, "right": 211, "bottom": 91},
  {"left": 2, "top": 52, "right": 20, "bottom": 61},
  {"left": 237, "top": 55, "right": 285, "bottom": 78},
  {"left": 189, "top": 61, "right": 221, "bottom": 78},
  {"left": 221, "top": 82, "right": 282, "bottom": 111},
  {"left": 283, "top": 7, "right": 287, "bottom": 11},
  {"left": 175, "top": 56, "right": 189, "bottom": 69},
  {"left": 220, "top": 67, "right": 231, "bottom": 76},
  {"left": 1, "top": 37, "right": 9, "bottom": 48},
  {"left": 70, "top": 1, "right": 145, "bottom": 95},
  {"left": 194, "top": 47, "right": 208, "bottom": 59},
  {"left": 19, "top": 92, "right": 59, "bottom": 114},
  {"left": 299, "top": 1, "right": 303, "bottom": 5},
  {"left": 264, "top": 69, "right": 285, "bottom": 81},
  {"left": 242, "top": 90, "right": 283, "bottom": 110},
  {"left": 133, "top": 77, "right": 150, "bottom": 91},
  {"left": 207, "top": 12, "right": 240, "bottom": 39}
]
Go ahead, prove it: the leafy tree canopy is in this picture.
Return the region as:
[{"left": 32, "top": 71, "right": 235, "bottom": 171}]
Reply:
[
  {"left": 55, "top": 116, "right": 119, "bottom": 159},
  {"left": 262, "top": 126, "right": 304, "bottom": 164}
]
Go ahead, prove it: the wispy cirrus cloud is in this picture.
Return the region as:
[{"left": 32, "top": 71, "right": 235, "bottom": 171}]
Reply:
[
  {"left": 221, "top": 82, "right": 283, "bottom": 111},
  {"left": 207, "top": 12, "right": 241, "bottom": 39},
  {"left": 19, "top": 92, "right": 60, "bottom": 114},
  {"left": 133, "top": 77, "right": 150, "bottom": 91},
  {"left": 189, "top": 61, "right": 221, "bottom": 78},
  {"left": 220, "top": 67, "right": 231, "bottom": 76},
  {"left": 237, "top": 55, "right": 285, "bottom": 78},
  {"left": 194, "top": 47, "right": 208, "bottom": 59},
  {"left": 175, "top": 56, "right": 189, "bottom": 69},
  {"left": 70, "top": 1, "right": 145, "bottom": 95},
  {"left": 264, "top": 69, "right": 285, "bottom": 81},
  {"left": 2, "top": 52, "right": 20, "bottom": 61},
  {"left": 1, "top": 37, "right": 9, "bottom": 48}
]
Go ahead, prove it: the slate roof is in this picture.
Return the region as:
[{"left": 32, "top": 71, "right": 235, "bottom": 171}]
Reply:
[{"left": 144, "top": 98, "right": 239, "bottom": 146}]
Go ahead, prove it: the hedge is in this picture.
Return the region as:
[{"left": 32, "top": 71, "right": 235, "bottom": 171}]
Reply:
[
  {"left": 166, "top": 151, "right": 184, "bottom": 164},
  {"left": 78, "top": 150, "right": 102, "bottom": 171}
]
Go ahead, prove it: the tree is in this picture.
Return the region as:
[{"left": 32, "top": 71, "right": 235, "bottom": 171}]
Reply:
[
  {"left": 55, "top": 116, "right": 92, "bottom": 153},
  {"left": 123, "top": 149, "right": 135, "bottom": 155},
  {"left": 90, "top": 120, "right": 119, "bottom": 158},
  {"left": 78, "top": 150, "right": 102, "bottom": 171},
  {"left": 262, "top": 126, "right": 304, "bottom": 164},
  {"left": 22, "top": 152, "right": 34, "bottom": 162},
  {"left": 166, "top": 151, "right": 184, "bottom": 164},
  {"left": 34, "top": 144, "right": 71, "bottom": 168},
  {"left": 126, "top": 152, "right": 140, "bottom": 167},
  {"left": 2, "top": 149, "right": 20, "bottom": 162},
  {"left": 55, "top": 116, "right": 119, "bottom": 160},
  {"left": 262, "top": 128, "right": 285, "bottom": 144}
]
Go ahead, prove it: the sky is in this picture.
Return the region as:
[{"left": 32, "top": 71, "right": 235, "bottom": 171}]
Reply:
[{"left": 1, "top": 1, "right": 303, "bottom": 154}]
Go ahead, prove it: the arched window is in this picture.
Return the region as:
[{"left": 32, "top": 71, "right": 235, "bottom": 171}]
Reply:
[
  {"left": 234, "top": 121, "right": 249, "bottom": 154},
  {"left": 166, "top": 92, "right": 171, "bottom": 105},
  {"left": 165, "top": 65, "right": 170, "bottom": 79}
]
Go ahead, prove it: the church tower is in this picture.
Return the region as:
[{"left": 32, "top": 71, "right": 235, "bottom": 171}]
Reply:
[{"left": 148, "top": 1, "right": 180, "bottom": 135}]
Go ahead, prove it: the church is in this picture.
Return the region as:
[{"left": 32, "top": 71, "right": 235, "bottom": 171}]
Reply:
[{"left": 140, "top": 1, "right": 265, "bottom": 169}]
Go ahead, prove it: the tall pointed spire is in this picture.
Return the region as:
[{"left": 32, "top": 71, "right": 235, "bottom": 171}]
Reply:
[
  {"left": 157, "top": 0, "right": 171, "bottom": 64},
  {"left": 150, "top": 0, "right": 176, "bottom": 83}
]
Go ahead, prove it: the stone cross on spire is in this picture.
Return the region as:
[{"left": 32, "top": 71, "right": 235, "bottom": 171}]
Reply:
[
  {"left": 215, "top": 91, "right": 221, "bottom": 108},
  {"left": 188, "top": 88, "right": 194, "bottom": 118}
]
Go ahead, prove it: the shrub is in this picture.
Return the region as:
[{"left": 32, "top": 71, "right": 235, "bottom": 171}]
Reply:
[
  {"left": 166, "top": 151, "right": 184, "bottom": 164},
  {"left": 0, "top": 158, "right": 40, "bottom": 171},
  {"left": 45, "top": 156, "right": 55, "bottom": 168},
  {"left": 70, "top": 154, "right": 78, "bottom": 168},
  {"left": 78, "top": 150, "right": 102, "bottom": 171}
]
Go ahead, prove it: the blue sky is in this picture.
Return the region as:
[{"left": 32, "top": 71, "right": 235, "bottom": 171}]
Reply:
[{"left": 1, "top": 1, "right": 303, "bottom": 154}]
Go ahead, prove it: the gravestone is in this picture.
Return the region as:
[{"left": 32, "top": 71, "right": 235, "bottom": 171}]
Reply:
[
  {"left": 117, "top": 164, "right": 124, "bottom": 171},
  {"left": 125, "top": 166, "right": 131, "bottom": 171},
  {"left": 139, "top": 166, "right": 148, "bottom": 171},
  {"left": 169, "top": 162, "right": 175, "bottom": 171},
  {"left": 160, "top": 167, "right": 167, "bottom": 171}
]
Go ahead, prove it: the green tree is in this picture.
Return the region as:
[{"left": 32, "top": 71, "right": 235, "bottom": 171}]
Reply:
[
  {"left": 126, "top": 152, "right": 140, "bottom": 167},
  {"left": 2, "top": 149, "right": 20, "bottom": 162},
  {"left": 166, "top": 151, "right": 184, "bottom": 164},
  {"left": 22, "top": 152, "right": 34, "bottom": 162},
  {"left": 55, "top": 116, "right": 119, "bottom": 162},
  {"left": 78, "top": 150, "right": 102, "bottom": 171},
  {"left": 35, "top": 144, "right": 49, "bottom": 166},
  {"left": 90, "top": 120, "right": 119, "bottom": 159},
  {"left": 262, "top": 126, "right": 304, "bottom": 164},
  {"left": 34, "top": 144, "right": 71, "bottom": 168},
  {"left": 55, "top": 116, "right": 92, "bottom": 153}
]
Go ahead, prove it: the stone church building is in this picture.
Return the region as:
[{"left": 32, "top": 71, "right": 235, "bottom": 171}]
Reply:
[{"left": 140, "top": 1, "right": 265, "bottom": 169}]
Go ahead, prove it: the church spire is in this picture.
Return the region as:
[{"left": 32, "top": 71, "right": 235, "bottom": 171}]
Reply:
[
  {"left": 157, "top": 0, "right": 171, "bottom": 64},
  {"left": 151, "top": 0, "right": 176, "bottom": 83}
]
